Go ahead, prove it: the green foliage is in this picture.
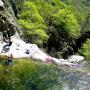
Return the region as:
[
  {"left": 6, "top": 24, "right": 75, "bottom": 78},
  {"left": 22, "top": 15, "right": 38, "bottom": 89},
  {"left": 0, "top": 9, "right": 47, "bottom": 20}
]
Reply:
[
  {"left": 62, "top": 0, "right": 90, "bottom": 25},
  {"left": 81, "top": 14, "right": 90, "bottom": 33},
  {"left": 79, "top": 39, "right": 90, "bottom": 60},
  {"left": 52, "top": 9, "right": 80, "bottom": 39},
  {"left": 18, "top": 0, "right": 80, "bottom": 46},
  {"left": 18, "top": 1, "right": 48, "bottom": 45},
  {"left": 0, "top": 60, "right": 58, "bottom": 90},
  {"left": 17, "top": 0, "right": 90, "bottom": 57}
]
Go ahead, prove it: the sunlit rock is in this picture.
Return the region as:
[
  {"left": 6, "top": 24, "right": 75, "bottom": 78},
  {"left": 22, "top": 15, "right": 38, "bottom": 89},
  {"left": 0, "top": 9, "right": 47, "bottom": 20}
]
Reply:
[
  {"left": 0, "top": 0, "right": 4, "bottom": 7},
  {"left": 0, "top": 36, "right": 84, "bottom": 66},
  {"left": 0, "top": 0, "right": 4, "bottom": 11},
  {"left": 67, "top": 55, "right": 84, "bottom": 63}
]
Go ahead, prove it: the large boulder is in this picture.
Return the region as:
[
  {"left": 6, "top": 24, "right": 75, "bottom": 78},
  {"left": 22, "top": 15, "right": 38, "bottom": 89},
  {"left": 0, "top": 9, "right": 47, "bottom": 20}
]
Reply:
[{"left": 67, "top": 55, "right": 84, "bottom": 63}]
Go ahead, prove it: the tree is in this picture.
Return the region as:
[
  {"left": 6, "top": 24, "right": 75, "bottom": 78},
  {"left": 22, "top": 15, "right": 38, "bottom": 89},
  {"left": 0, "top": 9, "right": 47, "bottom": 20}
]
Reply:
[
  {"left": 52, "top": 9, "right": 80, "bottom": 39},
  {"left": 79, "top": 39, "right": 90, "bottom": 60},
  {"left": 18, "top": 1, "right": 48, "bottom": 46}
]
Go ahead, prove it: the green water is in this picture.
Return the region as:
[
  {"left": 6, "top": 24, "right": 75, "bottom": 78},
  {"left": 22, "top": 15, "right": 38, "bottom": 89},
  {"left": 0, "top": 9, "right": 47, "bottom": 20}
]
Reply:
[{"left": 51, "top": 61, "right": 90, "bottom": 90}]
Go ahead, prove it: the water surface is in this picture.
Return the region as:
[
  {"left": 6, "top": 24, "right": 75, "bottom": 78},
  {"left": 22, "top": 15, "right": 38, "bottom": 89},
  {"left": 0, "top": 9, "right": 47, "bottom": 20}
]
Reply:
[{"left": 51, "top": 61, "right": 90, "bottom": 90}]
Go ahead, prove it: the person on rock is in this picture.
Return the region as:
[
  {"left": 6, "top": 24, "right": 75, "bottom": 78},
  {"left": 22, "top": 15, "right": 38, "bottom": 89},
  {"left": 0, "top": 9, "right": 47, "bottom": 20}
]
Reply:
[
  {"left": 25, "top": 49, "right": 30, "bottom": 54},
  {"left": 8, "top": 39, "right": 12, "bottom": 46},
  {"left": 7, "top": 29, "right": 11, "bottom": 40},
  {"left": 5, "top": 54, "right": 13, "bottom": 66}
]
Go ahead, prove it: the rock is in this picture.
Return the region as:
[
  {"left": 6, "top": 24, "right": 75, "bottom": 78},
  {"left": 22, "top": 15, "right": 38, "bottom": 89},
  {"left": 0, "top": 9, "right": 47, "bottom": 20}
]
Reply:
[
  {"left": 0, "top": 0, "right": 4, "bottom": 7},
  {"left": 67, "top": 55, "right": 84, "bottom": 63},
  {"left": 0, "top": 0, "right": 4, "bottom": 11},
  {"left": 0, "top": 36, "right": 84, "bottom": 66}
]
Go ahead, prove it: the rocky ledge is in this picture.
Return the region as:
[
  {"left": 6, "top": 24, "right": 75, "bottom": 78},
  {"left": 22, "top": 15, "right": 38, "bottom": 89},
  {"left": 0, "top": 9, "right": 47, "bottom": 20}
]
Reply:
[{"left": 0, "top": 34, "right": 84, "bottom": 67}]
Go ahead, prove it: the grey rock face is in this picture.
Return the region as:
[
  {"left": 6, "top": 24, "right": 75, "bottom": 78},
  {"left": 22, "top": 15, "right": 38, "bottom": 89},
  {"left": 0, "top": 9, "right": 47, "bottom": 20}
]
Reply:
[{"left": 0, "top": 0, "right": 21, "bottom": 41}]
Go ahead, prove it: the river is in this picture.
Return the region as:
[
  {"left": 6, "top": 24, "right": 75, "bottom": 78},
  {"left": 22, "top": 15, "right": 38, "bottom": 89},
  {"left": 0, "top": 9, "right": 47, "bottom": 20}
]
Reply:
[{"left": 49, "top": 60, "right": 90, "bottom": 90}]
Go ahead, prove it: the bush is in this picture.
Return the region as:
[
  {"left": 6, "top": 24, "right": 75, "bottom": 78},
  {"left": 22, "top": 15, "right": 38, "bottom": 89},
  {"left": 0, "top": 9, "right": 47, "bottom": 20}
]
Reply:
[
  {"left": 18, "top": 1, "right": 48, "bottom": 46},
  {"left": 0, "top": 59, "right": 58, "bottom": 90},
  {"left": 52, "top": 9, "right": 80, "bottom": 39},
  {"left": 79, "top": 39, "right": 90, "bottom": 60},
  {"left": 0, "top": 55, "right": 8, "bottom": 62}
]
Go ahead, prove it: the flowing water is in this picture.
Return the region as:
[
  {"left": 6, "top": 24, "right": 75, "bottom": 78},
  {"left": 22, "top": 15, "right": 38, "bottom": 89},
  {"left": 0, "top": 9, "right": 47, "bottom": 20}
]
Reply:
[{"left": 50, "top": 61, "right": 90, "bottom": 90}]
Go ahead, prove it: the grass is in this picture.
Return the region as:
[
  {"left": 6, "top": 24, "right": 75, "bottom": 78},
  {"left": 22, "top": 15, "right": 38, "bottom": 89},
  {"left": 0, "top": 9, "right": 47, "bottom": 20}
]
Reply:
[{"left": 0, "top": 56, "right": 58, "bottom": 90}]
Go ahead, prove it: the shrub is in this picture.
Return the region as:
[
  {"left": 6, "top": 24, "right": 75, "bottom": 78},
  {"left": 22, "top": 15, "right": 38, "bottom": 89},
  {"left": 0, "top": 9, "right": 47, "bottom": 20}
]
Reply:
[
  {"left": 18, "top": 1, "right": 48, "bottom": 46},
  {"left": 0, "top": 60, "right": 58, "bottom": 90},
  {"left": 79, "top": 39, "right": 90, "bottom": 60},
  {"left": 0, "top": 55, "right": 8, "bottom": 62}
]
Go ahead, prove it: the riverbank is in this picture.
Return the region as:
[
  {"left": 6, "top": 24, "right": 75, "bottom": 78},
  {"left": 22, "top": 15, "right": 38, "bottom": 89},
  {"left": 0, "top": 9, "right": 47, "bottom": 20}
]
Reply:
[
  {"left": 0, "top": 35, "right": 84, "bottom": 67},
  {"left": 0, "top": 58, "right": 90, "bottom": 90}
]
